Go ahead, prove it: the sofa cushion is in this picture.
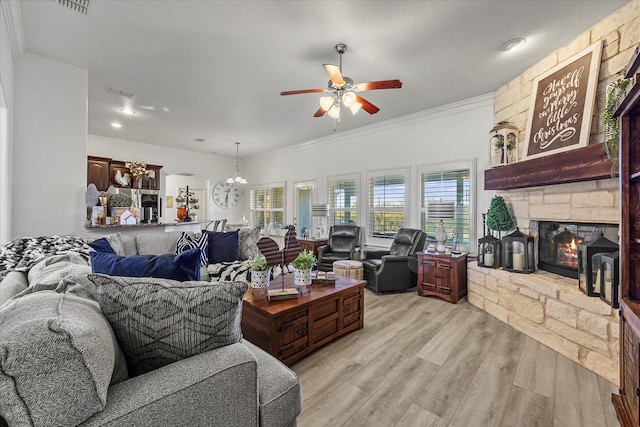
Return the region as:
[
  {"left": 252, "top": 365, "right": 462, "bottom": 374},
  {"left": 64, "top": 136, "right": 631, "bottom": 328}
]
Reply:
[
  {"left": 207, "top": 230, "right": 239, "bottom": 263},
  {"left": 238, "top": 226, "right": 261, "bottom": 261},
  {"left": 90, "top": 249, "right": 201, "bottom": 281},
  {"left": 0, "top": 291, "right": 117, "bottom": 427},
  {"left": 135, "top": 231, "right": 183, "bottom": 255},
  {"left": 176, "top": 232, "right": 209, "bottom": 267},
  {"left": 88, "top": 274, "right": 248, "bottom": 376}
]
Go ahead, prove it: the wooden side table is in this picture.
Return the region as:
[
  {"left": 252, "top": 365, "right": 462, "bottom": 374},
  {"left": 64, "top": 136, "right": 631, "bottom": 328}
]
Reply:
[
  {"left": 299, "top": 238, "right": 328, "bottom": 258},
  {"left": 417, "top": 252, "right": 467, "bottom": 304}
]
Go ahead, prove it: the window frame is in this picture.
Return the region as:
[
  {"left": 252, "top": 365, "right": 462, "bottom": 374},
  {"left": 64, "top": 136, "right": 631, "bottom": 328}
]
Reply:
[
  {"left": 327, "top": 173, "right": 359, "bottom": 227},
  {"left": 417, "top": 159, "right": 476, "bottom": 254},
  {"left": 249, "top": 182, "right": 286, "bottom": 232},
  {"left": 365, "top": 167, "right": 410, "bottom": 243}
]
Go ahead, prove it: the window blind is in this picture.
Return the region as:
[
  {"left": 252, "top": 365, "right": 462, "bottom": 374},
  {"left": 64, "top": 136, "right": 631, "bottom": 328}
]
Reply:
[
  {"left": 420, "top": 168, "right": 470, "bottom": 250},
  {"left": 367, "top": 174, "right": 406, "bottom": 238},
  {"left": 250, "top": 185, "right": 284, "bottom": 229},
  {"left": 327, "top": 178, "right": 357, "bottom": 226}
]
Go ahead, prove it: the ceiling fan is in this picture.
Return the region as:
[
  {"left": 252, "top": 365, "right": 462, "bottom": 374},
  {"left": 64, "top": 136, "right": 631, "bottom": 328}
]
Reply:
[{"left": 280, "top": 43, "right": 402, "bottom": 120}]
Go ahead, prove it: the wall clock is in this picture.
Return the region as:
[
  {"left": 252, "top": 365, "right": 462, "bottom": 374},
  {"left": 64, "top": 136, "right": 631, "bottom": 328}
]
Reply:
[{"left": 212, "top": 181, "right": 240, "bottom": 209}]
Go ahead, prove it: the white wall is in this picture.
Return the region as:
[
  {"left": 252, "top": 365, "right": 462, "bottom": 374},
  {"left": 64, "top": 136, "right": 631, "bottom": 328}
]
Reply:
[
  {"left": 88, "top": 134, "right": 243, "bottom": 223},
  {"left": 12, "top": 52, "right": 87, "bottom": 238},
  {"left": 243, "top": 94, "right": 495, "bottom": 250},
  {"left": 0, "top": 1, "right": 16, "bottom": 244}
]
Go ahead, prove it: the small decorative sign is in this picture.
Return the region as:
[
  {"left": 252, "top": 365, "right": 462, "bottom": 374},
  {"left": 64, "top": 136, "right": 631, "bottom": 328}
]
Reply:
[{"left": 523, "top": 41, "right": 602, "bottom": 160}]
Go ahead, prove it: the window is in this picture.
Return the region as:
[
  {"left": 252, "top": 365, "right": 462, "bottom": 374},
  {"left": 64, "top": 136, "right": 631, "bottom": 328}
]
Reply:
[
  {"left": 419, "top": 162, "right": 473, "bottom": 252},
  {"left": 367, "top": 171, "right": 407, "bottom": 239},
  {"left": 250, "top": 184, "right": 284, "bottom": 230},
  {"left": 327, "top": 175, "right": 357, "bottom": 226}
]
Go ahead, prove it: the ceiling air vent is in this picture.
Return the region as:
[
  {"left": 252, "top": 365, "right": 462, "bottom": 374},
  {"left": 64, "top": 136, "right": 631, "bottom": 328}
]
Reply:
[
  {"left": 105, "top": 85, "right": 134, "bottom": 98},
  {"left": 56, "top": 0, "right": 89, "bottom": 15}
]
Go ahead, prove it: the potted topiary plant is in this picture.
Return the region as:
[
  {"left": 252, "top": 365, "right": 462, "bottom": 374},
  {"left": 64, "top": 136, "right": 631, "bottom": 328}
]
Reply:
[
  {"left": 249, "top": 254, "right": 271, "bottom": 289},
  {"left": 291, "top": 250, "right": 316, "bottom": 291},
  {"left": 486, "top": 195, "right": 513, "bottom": 239},
  {"left": 108, "top": 193, "right": 133, "bottom": 216}
]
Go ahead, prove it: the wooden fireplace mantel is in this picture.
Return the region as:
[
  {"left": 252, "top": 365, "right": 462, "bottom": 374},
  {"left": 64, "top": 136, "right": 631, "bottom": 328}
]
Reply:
[{"left": 484, "top": 143, "right": 617, "bottom": 191}]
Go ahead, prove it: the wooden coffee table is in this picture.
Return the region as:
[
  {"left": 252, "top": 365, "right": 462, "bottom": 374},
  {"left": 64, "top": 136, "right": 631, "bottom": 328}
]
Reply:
[{"left": 241, "top": 274, "right": 366, "bottom": 366}]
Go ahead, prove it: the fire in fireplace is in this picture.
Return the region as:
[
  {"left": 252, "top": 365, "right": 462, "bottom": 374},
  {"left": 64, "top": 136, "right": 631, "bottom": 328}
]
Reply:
[{"left": 538, "top": 221, "right": 618, "bottom": 278}]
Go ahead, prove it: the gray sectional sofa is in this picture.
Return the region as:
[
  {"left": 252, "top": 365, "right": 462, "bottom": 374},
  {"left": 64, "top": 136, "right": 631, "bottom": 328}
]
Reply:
[{"left": 0, "top": 231, "right": 301, "bottom": 427}]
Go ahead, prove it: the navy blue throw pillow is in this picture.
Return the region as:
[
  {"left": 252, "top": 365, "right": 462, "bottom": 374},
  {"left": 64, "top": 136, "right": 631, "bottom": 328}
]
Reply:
[
  {"left": 207, "top": 230, "right": 239, "bottom": 264},
  {"left": 90, "top": 249, "right": 201, "bottom": 281},
  {"left": 88, "top": 237, "right": 117, "bottom": 254}
]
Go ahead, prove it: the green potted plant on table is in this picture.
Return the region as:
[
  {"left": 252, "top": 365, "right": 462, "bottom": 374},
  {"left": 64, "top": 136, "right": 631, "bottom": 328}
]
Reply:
[
  {"left": 249, "top": 254, "right": 271, "bottom": 288},
  {"left": 291, "top": 250, "right": 316, "bottom": 293}
]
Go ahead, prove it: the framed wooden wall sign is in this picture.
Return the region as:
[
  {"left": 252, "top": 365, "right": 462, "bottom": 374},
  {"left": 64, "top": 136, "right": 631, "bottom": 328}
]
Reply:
[{"left": 523, "top": 41, "right": 602, "bottom": 160}]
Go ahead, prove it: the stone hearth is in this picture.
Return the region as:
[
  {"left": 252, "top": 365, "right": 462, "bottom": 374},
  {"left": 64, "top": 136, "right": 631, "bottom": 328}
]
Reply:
[{"left": 467, "top": 262, "right": 618, "bottom": 384}]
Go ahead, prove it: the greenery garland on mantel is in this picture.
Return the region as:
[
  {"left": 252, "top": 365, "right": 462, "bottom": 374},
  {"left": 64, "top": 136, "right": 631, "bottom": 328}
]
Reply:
[{"left": 602, "top": 77, "right": 632, "bottom": 174}]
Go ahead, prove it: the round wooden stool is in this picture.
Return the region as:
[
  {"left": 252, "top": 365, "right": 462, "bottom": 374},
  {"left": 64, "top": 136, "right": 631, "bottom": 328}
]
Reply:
[{"left": 333, "top": 260, "right": 364, "bottom": 280}]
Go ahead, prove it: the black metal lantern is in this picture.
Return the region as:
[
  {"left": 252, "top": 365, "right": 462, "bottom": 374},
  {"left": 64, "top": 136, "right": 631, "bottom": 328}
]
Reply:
[
  {"left": 478, "top": 233, "right": 501, "bottom": 268},
  {"left": 600, "top": 251, "right": 619, "bottom": 308},
  {"left": 502, "top": 227, "right": 535, "bottom": 273},
  {"left": 578, "top": 234, "right": 619, "bottom": 297}
]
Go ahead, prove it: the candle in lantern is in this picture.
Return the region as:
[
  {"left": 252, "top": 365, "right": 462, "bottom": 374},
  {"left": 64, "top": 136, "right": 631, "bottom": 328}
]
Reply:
[
  {"left": 484, "top": 253, "right": 494, "bottom": 266},
  {"left": 513, "top": 253, "right": 524, "bottom": 270},
  {"left": 595, "top": 268, "right": 602, "bottom": 288}
]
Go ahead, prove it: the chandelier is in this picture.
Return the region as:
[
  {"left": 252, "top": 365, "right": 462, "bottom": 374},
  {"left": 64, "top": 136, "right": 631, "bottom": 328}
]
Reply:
[{"left": 226, "top": 142, "right": 247, "bottom": 184}]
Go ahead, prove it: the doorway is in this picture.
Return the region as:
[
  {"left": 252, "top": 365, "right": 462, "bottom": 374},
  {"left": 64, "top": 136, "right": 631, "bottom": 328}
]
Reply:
[{"left": 294, "top": 181, "right": 316, "bottom": 239}]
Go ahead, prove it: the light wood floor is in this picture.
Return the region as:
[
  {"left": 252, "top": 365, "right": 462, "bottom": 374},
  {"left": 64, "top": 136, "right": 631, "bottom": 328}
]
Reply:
[{"left": 291, "top": 289, "right": 620, "bottom": 427}]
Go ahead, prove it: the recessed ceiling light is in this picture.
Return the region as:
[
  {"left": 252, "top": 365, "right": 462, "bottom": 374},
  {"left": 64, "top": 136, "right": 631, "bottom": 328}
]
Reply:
[
  {"left": 500, "top": 38, "right": 526, "bottom": 52},
  {"left": 120, "top": 108, "right": 135, "bottom": 115},
  {"left": 111, "top": 122, "right": 122, "bottom": 128}
]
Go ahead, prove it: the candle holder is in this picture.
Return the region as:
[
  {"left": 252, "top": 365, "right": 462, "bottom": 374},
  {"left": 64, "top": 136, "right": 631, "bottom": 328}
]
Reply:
[
  {"left": 502, "top": 228, "right": 534, "bottom": 273},
  {"left": 600, "top": 251, "right": 619, "bottom": 308},
  {"left": 578, "top": 234, "right": 618, "bottom": 297},
  {"left": 478, "top": 233, "right": 501, "bottom": 268}
]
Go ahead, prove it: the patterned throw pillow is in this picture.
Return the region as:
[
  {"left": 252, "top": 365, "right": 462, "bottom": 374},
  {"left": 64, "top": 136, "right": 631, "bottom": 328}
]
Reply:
[
  {"left": 88, "top": 274, "right": 248, "bottom": 377},
  {"left": 176, "top": 232, "right": 209, "bottom": 266},
  {"left": 237, "top": 226, "right": 260, "bottom": 261}
]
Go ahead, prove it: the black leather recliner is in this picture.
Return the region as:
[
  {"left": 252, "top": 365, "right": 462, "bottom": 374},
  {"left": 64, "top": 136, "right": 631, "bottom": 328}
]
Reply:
[
  {"left": 317, "top": 225, "right": 361, "bottom": 271},
  {"left": 362, "top": 228, "right": 426, "bottom": 293}
]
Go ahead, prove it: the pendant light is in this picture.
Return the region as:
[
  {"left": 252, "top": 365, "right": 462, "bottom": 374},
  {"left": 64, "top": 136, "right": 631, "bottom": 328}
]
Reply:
[{"left": 226, "top": 142, "right": 248, "bottom": 184}]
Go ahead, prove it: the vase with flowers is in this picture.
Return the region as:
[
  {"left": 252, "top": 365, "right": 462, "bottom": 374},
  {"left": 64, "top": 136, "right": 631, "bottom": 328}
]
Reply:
[{"left": 125, "top": 160, "right": 155, "bottom": 189}]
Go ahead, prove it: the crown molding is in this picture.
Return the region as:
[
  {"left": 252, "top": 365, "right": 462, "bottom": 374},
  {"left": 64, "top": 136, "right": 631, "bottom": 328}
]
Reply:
[
  {"left": 251, "top": 93, "right": 495, "bottom": 159},
  {"left": 0, "top": 0, "right": 25, "bottom": 59}
]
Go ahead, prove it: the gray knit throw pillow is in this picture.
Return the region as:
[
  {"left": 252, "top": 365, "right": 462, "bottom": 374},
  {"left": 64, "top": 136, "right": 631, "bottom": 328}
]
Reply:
[{"left": 88, "top": 274, "right": 248, "bottom": 376}]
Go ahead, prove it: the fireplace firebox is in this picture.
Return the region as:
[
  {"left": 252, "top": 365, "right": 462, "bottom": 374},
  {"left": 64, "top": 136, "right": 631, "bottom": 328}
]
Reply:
[{"left": 537, "top": 221, "right": 618, "bottom": 278}]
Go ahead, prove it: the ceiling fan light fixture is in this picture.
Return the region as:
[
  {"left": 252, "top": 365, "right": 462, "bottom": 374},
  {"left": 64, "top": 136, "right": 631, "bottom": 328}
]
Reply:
[
  {"left": 319, "top": 96, "right": 334, "bottom": 111},
  {"left": 327, "top": 104, "right": 341, "bottom": 119},
  {"left": 349, "top": 102, "right": 362, "bottom": 115},
  {"left": 342, "top": 91, "right": 357, "bottom": 107}
]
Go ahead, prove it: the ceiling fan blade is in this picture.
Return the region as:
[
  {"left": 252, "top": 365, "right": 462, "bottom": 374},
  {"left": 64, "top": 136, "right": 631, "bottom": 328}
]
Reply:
[
  {"left": 355, "top": 95, "right": 380, "bottom": 115},
  {"left": 313, "top": 107, "right": 326, "bottom": 117},
  {"left": 280, "top": 88, "right": 326, "bottom": 96},
  {"left": 323, "top": 64, "right": 345, "bottom": 86},
  {"left": 354, "top": 79, "right": 403, "bottom": 91}
]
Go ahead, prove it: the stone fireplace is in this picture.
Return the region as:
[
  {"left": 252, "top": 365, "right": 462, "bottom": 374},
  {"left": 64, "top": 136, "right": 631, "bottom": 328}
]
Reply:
[{"left": 468, "top": 178, "right": 620, "bottom": 385}]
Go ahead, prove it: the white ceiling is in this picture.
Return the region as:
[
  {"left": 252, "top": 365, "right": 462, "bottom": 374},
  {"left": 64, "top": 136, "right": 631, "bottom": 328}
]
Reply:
[{"left": 18, "top": 0, "right": 629, "bottom": 158}]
